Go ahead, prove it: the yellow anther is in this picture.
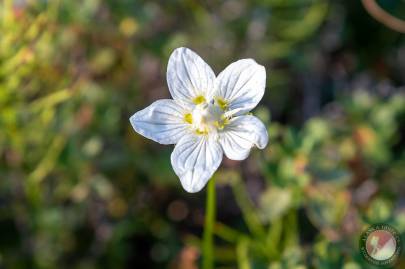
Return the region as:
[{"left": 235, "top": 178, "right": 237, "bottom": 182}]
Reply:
[
  {"left": 215, "top": 97, "right": 228, "bottom": 110},
  {"left": 213, "top": 121, "right": 224, "bottom": 130},
  {"left": 193, "top": 95, "right": 206, "bottom": 105},
  {"left": 184, "top": 113, "right": 193, "bottom": 124},
  {"left": 195, "top": 128, "right": 209, "bottom": 135},
  {"left": 213, "top": 117, "right": 230, "bottom": 130}
]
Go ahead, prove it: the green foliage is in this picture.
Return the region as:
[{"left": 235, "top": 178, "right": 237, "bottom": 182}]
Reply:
[
  {"left": 214, "top": 92, "right": 405, "bottom": 269},
  {"left": 0, "top": 1, "right": 404, "bottom": 269}
]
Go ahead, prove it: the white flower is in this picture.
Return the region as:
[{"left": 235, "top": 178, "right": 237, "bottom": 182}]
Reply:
[{"left": 130, "top": 47, "right": 268, "bottom": 193}]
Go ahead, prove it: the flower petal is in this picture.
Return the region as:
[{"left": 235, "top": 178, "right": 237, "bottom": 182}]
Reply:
[
  {"left": 216, "top": 59, "right": 266, "bottom": 116},
  {"left": 130, "top": 99, "right": 190, "bottom": 145},
  {"left": 167, "top": 47, "right": 216, "bottom": 104},
  {"left": 171, "top": 134, "right": 223, "bottom": 193},
  {"left": 219, "top": 115, "right": 268, "bottom": 160}
]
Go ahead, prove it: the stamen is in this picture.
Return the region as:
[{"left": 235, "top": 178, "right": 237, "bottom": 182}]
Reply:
[
  {"left": 213, "top": 117, "right": 229, "bottom": 130},
  {"left": 196, "top": 128, "right": 209, "bottom": 135},
  {"left": 213, "top": 121, "right": 223, "bottom": 130},
  {"left": 222, "top": 116, "right": 230, "bottom": 126},
  {"left": 189, "top": 100, "right": 231, "bottom": 135},
  {"left": 184, "top": 113, "right": 193, "bottom": 124},
  {"left": 215, "top": 97, "right": 228, "bottom": 110},
  {"left": 193, "top": 95, "right": 206, "bottom": 105}
]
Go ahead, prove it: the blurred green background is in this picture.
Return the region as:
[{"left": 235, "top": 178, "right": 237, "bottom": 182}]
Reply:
[{"left": 0, "top": 0, "right": 405, "bottom": 268}]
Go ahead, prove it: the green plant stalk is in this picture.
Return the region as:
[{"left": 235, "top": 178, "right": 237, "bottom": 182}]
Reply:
[
  {"left": 284, "top": 209, "right": 298, "bottom": 248},
  {"left": 231, "top": 180, "right": 266, "bottom": 238},
  {"left": 266, "top": 218, "right": 282, "bottom": 258},
  {"left": 236, "top": 236, "right": 251, "bottom": 269},
  {"left": 214, "top": 222, "right": 242, "bottom": 243},
  {"left": 202, "top": 177, "right": 216, "bottom": 269}
]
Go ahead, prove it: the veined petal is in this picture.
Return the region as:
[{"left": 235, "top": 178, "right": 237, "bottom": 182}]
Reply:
[
  {"left": 130, "top": 99, "right": 190, "bottom": 145},
  {"left": 167, "top": 47, "right": 216, "bottom": 104},
  {"left": 171, "top": 134, "right": 223, "bottom": 193},
  {"left": 216, "top": 59, "right": 266, "bottom": 116},
  {"left": 219, "top": 115, "right": 268, "bottom": 160}
]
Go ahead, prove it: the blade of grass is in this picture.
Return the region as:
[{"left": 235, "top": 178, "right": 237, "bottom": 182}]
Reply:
[{"left": 231, "top": 179, "right": 266, "bottom": 239}]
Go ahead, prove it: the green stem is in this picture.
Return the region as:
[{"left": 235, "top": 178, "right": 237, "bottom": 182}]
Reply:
[
  {"left": 231, "top": 179, "right": 266, "bottom": 238},
  {"left": 202, "top": 177, "right": 216, "bottom": 269},
  {"left": 236, "top": 237, "right": 251, "bottom": 269}
]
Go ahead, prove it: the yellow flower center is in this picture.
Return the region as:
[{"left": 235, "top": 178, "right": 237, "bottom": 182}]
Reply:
[{"left": 184, "top": 99, "right": 229, "bottom": 135}]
